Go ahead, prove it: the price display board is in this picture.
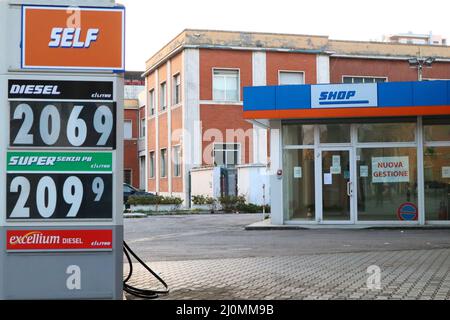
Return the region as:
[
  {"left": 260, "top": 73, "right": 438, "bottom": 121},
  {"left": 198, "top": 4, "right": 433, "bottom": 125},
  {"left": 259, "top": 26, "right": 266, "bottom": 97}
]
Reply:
[
  {"left": 6, "top": 79, "right": 116, "bottom": 221},
  {"left": 6, "top": 152, "right": 113, "bottom": 220}
]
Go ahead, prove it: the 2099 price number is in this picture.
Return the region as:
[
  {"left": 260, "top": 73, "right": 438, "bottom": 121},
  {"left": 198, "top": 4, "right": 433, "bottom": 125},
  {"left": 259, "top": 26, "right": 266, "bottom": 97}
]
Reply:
[
  {"left": 7, "top": 174, "right": 113, "bottom": 220},
  {"left": 10, "top": 101, "right": 116, "bottom": 149}
]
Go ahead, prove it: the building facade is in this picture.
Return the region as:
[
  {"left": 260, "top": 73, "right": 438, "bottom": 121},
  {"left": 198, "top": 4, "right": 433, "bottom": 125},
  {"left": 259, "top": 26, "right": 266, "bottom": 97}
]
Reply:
[
  {"left": 383, "top": 32, "right": 447, "bottom": 46},
  {"left": 142, "top": 29, "right": 450, "bottom": 208},
  {"left": 123, "top": 71, "right": 145, "bottom": 189}
]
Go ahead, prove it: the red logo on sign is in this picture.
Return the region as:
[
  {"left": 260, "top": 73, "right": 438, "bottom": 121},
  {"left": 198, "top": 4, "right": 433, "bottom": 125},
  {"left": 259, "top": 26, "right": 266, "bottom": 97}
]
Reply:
[{"left": 7, "top": 230, "right": 113, "bottom": 251}]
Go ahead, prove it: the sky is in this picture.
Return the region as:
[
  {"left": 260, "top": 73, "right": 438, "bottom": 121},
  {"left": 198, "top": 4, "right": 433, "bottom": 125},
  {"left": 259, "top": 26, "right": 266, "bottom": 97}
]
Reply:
[{"left": 120, "top": 0, "right": 450, "bottom": 71}]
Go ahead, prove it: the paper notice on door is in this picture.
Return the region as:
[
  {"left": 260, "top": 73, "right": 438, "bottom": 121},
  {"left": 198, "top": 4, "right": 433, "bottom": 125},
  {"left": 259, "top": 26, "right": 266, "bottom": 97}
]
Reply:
[
  {"left": 331, "top": 166, "right": 342, "bottom": 175},
  {"left": 294, "top": 167, "right": 303, "bottom": 179},
  {"left": 324, "top": 173, "right": 332, "bottom": 185},
  {"left": 360, "top": 166, "right": 369, "bottom": 178},
  {"left": 332, "top": 156, "right": 341, "bottom": 167},
  {"left": 443, "top": 167, "right": 450, "bottom": 179}
]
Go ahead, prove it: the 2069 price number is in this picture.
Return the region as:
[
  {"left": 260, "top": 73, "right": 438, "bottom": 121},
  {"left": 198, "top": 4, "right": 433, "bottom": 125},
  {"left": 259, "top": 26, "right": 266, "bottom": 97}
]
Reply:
[
  {"left": 7, "top": 174, "right": 112, "bottom": 220},
  {"left": 10, "top": 102, "right": 116, "bottom": 148}
]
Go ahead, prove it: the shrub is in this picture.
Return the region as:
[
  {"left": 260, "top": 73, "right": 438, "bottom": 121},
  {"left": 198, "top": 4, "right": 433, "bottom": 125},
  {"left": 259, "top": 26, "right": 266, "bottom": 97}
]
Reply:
[
  {"left": 192, "top": 195, "right": 217, "bottom": 206},
  {"left": 192, "top": 195, "right": 204, "bottom": 205},
  {"left": 236, "top": 203, "right": 271, "bottom": 214},
  {"left": 127, "top": 195, "right": 183, "bottom": 206},
  {"left": 218, "top": 195, "right": 246, "bottom": 213}
]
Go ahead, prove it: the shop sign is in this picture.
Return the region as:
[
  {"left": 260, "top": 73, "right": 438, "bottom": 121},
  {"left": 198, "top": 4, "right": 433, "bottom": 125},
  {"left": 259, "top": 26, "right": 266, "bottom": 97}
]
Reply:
[
  {"left": 21, "top": 6, "right": 125, "bottom": 71},
  {"left": 311, "top": 83, "right": 378, "bottom": 109},
  {"left": 6, "top": 230, "right": 113, "bottom": 252},
  {"left": 372, "top": 157, "right": 410, "bottom": 183}
]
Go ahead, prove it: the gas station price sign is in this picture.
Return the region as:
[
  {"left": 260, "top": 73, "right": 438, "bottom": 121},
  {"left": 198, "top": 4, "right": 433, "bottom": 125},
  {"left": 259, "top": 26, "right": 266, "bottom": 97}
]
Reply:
[
  {"left": 8, "top": 79, "right": 116, "bottom": 149},
  {"left": 10, "top": 102, "right": 116, "bottom": 149},
  {"left": 6, "top": 152, "right": 113, "bottom": 220}
]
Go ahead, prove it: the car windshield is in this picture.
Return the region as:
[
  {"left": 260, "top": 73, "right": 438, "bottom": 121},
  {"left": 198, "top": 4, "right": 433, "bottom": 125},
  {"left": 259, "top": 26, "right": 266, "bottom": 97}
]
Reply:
[{"left": 124, "top": 185, "right": 137, "bottom": 193}]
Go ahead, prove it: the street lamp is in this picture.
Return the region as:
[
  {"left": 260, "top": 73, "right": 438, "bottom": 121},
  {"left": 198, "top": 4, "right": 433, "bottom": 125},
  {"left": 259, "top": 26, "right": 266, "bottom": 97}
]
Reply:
[{"left": 408, "top": 57, "right": 436, "bottom": 81}]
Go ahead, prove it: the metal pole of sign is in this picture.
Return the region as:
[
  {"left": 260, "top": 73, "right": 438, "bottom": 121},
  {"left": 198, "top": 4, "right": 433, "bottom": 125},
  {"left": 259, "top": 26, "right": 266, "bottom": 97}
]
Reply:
[
  {"left": 0, "top": 0, "right": 125, "bottom": 300},
  {"left": 262, "top": 184, "right": 266, "bottom": 221}
]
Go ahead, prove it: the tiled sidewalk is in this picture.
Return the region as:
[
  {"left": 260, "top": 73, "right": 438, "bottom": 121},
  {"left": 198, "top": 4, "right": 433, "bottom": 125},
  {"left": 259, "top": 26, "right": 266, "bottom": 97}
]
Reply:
[{"left": 124, "top": 248, "right": 450, "bottom": 300}]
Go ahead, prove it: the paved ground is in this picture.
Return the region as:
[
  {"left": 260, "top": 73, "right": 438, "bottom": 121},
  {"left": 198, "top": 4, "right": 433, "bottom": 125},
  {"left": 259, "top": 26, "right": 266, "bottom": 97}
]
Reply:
[{"left": 124, "top": 214, "right": 450, "bottom": 300}]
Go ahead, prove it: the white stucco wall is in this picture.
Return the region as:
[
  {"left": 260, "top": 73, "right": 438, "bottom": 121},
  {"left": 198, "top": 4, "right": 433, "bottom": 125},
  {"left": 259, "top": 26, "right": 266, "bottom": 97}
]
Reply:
[
  {"left": 190, "top": 167, "right": 214, "bottom": 198},
  {"left": 237, "top": 165, "right": 270, "bottom": 206}
]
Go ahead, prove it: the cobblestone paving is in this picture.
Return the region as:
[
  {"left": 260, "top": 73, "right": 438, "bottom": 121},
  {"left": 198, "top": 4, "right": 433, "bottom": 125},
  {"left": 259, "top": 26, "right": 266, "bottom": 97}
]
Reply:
[{"left": 124, "top": 248, "right": 450, "bottom": 300}]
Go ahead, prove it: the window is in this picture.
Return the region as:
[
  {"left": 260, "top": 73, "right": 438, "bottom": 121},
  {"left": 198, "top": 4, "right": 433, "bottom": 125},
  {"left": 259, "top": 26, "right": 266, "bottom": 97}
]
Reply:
[
  {"left": 424, "top": 147, "right": 450, "bottom": 221},
  {"left": 149, "top": 89, "right": 155, "bottom": 116},
  {"left": 283, "top": 124, "right": 314, "bottom": 146},
  {"left": 284, "top": 149, "right": 316, "bottom": 221},
  {"left": 149, "top": 152, "right": 155, "bottom": 179},
  {"left": 160, "top": 149, "right": 167, "bottom": 178},
  {"left": 425, "top": 124, "right": 450, "bottom": 142},
  {"left": 140, "top": 118, "right": 146, "bottom": 138},
  {"left": 173, "top": 146, "right": 181, "bottom": 177},
  {"left": 424, "top": 119, "right": 450, "bottom": 221},
  {"left": 213, "top": 69, "right": 239, "bottom": 102},
  {"left": 139, "top": 156, "right": 146, "bottom": 190},
  {"left": 357, "top": 147, "right": 418, "bottom": 221},
  {"left": 123, "top": 184, "right": 135, "bottom": 193},
  {"left": 213, "top": 144, "right": 240, "bottom": 167},
  {"left": 357, "top": 123, "right": 416, "bottom": 143},
  {"left": 124, "top": 169, "right": 132, "bottom": 185},
  {"left": 173, "top": 74, "right": 181, "bottom": 105},
  {"left": 124, "top": 120, "right": 133, "bottom": 139},
  {"left": 319, "top": 124, "right": 351, "bottom": 144},
  {"left": 343, "top": 76, "right": 387, "bottom": 84},
  {"left": 160, "top": 82, "right": 167, "bottom": 111},
  {"left": 279, "top": 71, "right": 305, "bottom": 85}
]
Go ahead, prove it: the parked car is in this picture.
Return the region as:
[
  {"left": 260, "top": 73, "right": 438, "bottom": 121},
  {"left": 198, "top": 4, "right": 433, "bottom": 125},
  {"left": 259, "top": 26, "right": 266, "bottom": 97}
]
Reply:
[{"left": 123, "top": 183, "right": 155, "bottom": 205}]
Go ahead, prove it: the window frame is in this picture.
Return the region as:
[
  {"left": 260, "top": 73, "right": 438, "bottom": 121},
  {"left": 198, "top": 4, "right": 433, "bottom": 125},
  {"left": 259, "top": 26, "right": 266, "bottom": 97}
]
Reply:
[
  {"left": 172, "top": 145, "right": 182, "bottom": 177},
  {"left": 139, "top": 118, "right": 146, "bottom": 138},
  {"left": 342, "top": 75, "right": 388, "bottom": 84},
  {"left": 149, "top": 151, "right": 155, "bottom": 179},
  {"left": 124, "top": 120, "right": 133, "bottom": 140},
  {"left": 160, "top": 148, "right": 167, "bottom": 178},
  {"left": 124, "top": 169, "right": 133, "bottom": 185},
  {"left": 149, "top": 89, "right": 155, "bottom": 116},
  {"left": 159, "top": 82, "right": 167, "bottom": 111},
  {"left": 278, "top": 70, "right": 306, "bottom": 85},
  {"left": 212, "top": 68, "right": 241, "bottom": 102},
  {"left": 213, "top": 143, "right": 241, "bottom": 167},
  {"left": 173, "top": 73, "right": 181, "bottom": 106}
]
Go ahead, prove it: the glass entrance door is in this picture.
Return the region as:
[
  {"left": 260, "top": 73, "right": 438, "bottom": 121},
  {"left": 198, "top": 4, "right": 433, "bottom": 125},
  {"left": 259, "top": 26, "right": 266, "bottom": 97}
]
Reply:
[{"left": 320, "top": 149, "right": 355, "bottom": 223}]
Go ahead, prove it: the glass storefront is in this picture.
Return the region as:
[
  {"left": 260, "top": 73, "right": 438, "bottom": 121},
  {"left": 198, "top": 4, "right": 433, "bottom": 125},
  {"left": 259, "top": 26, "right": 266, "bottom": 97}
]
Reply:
[
  {"left": 357, "top": 123, "right": 416, "bottom": 143},
  {"left": 283, "top": 149, "right": 315, "bottom": 221},
  {"left": 320, "top": 124, "right": 351, "bottom": 144},
  {"left": 357, "top": 147, "right": 418, "bottom": 221},
  {"left": 424, "top": 120, "right": 450, "bottom": 222},
  {"left": 424, "top": 147, "right": 450, "bottom": 221},
  {"left": 282, "top": 118, "right": 449, "bottom": 224}
]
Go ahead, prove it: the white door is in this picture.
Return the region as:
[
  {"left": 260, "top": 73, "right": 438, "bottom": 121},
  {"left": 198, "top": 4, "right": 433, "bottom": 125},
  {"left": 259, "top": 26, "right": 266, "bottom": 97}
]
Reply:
[{"left": 317, "top": 148, "right": 356, "bottom": 224}]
